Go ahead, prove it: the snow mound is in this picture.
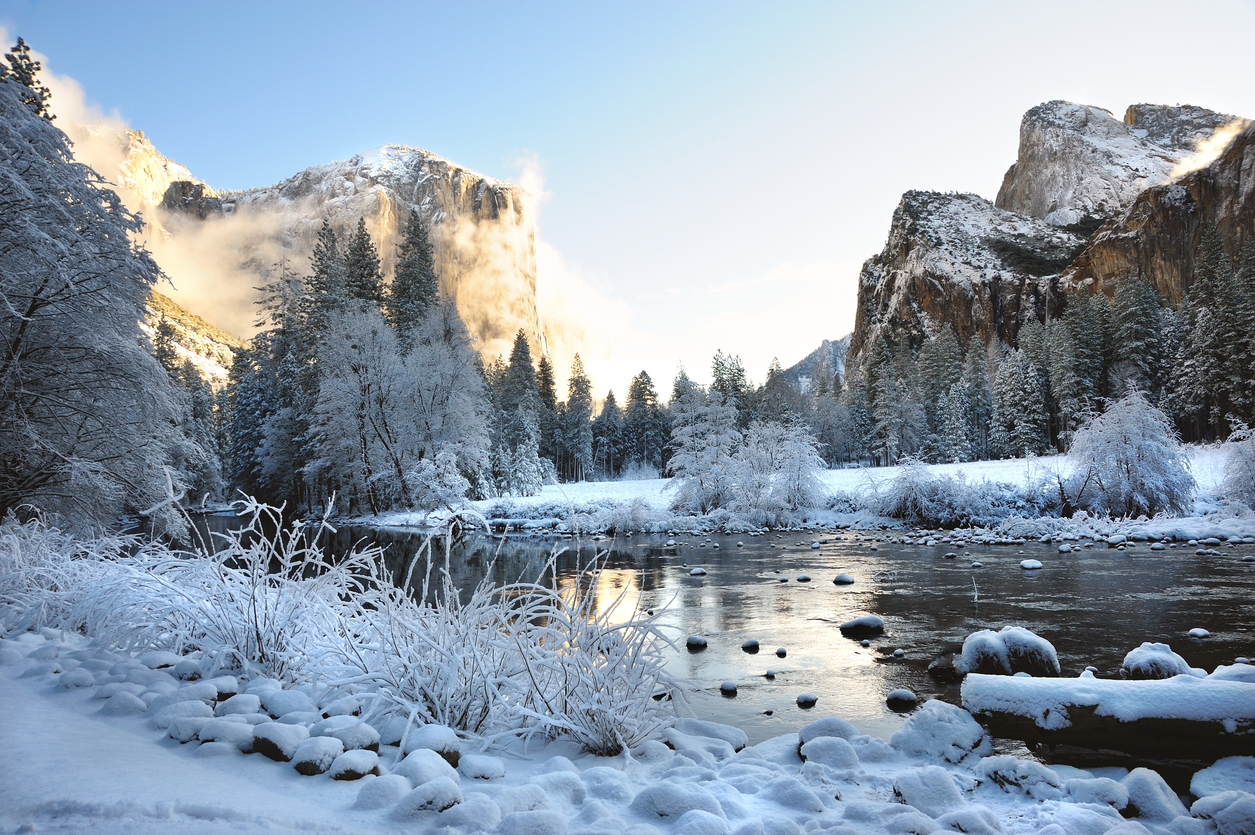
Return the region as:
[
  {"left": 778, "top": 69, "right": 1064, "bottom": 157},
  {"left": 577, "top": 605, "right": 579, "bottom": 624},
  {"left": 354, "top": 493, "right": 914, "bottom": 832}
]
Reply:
[
  {"left": 889, "top": 699, "right": 991, "bottom": 765},
  {"left": 1123, "top": 767, "right": 1188, "bottom": 821},
  {"left": 214, "top": 693, "right": 260, "bottom": 716},
  {"left": 799, "top": 736, "right": 859, "bottom": 769},
  {"left": 1122, "top": 642, "right": 1200, "bottom": 680},
  {"left": 893, "top": 765, "right": 967, "bottom": 817},
  {"left": 975, "top": 754, "right": 1062, "bottom": 800},
  {"left": 393, "top": 748, "right": 460, "bottom": 787},
  {"left": 291, "top": 735, "right": 344, "bottom": 775},
  {"left": 460, "top": 753, "right": 506, "bottom": 780},
  {"left": 798, "top": 716, "right": 860, "bottom": 744},
  {"left": 1192, "top": 757, "right": 1255, "bottom": 798},
  {"left": 960, "top": 626, "right": 1060, "bottom": 677},
  {"left": 629, "top": 783, "right": 725, "bottom": 820},
  {"left": 496, "top": 809, "right": 569, "bottom": 835},
  {"left": 329, "top": 748, "right": 378, "bottom": 780},
  {"left": 99, "top": 690, "right": 147, "bottom": 716}
]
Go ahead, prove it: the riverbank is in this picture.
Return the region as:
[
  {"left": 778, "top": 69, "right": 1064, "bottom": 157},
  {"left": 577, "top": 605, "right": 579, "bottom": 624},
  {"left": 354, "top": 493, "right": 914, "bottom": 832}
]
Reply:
[
  {"left": 4, "top": 627, "right": 1254, "bottom": 835},
  {"left": 350, "top": 446, "right": 1255, "bottom": 543}
]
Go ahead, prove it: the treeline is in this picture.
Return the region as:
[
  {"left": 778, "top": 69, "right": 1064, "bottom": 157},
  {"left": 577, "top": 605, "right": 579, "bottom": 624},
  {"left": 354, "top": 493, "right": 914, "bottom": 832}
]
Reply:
[{"left": 810, "top": 225, "right": 1255, "bottom": 465}]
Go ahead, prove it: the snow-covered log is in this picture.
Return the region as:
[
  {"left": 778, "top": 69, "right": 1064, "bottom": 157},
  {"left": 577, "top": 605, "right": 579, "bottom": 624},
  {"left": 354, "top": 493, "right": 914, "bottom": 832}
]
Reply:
[{"left": 962, "top": 672, "right": 1255, "bottom": 758}]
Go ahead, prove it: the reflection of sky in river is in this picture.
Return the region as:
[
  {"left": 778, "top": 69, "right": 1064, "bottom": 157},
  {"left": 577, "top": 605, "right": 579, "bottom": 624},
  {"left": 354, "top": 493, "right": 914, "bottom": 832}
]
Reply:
[{"left": 318, "top": 524, "right": 1255, "bottom": 747}]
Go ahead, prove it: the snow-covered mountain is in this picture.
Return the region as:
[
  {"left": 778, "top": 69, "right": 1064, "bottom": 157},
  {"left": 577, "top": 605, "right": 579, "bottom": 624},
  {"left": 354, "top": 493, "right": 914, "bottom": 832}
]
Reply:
[
  {"left": 1066, "top": 119, "right": 1255, "bottom": 304},
  {"left": 847, "top": 191, "right": 1085, "bottom": 359},
  {"left": 848, "top": 100, "right": 1250, "bottom": 363},
  {"left": 79, "top": 126, "right": 541, "bottom": 365},
  {"left": 783, "top": 335, "right": 849, "bottom": 393}
]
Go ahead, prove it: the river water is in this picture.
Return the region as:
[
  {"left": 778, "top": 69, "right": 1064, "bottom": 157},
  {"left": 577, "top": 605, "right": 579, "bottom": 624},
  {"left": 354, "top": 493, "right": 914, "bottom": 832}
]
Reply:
[{"left": 299, "top": 524, "right": 1255, "bottom": 749}]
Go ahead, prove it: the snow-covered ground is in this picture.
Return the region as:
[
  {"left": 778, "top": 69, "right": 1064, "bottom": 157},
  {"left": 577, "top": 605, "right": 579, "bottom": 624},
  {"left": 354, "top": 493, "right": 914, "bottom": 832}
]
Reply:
[
  {"left": 4, "top": 628, "right": 1254, "bottom": 835},
  {"left": 364, "top": 446, "right": 1251, "bottom": 541}
]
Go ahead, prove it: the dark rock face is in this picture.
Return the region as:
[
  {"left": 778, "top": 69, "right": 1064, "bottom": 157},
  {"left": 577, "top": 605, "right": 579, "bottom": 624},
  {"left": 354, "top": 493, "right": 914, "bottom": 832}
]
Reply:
[
  {"left": 1124, "top": 103, "right": 1247, "bottom": 153},
  {"left": 847, "top": 192, "right": 1082, "bottom": 360},
  {"left": 161, "top": 181, "right": 223, "bottom": 219},
  {"left": 1064, "top": 122, "right": 1255, "bottom": 305}
]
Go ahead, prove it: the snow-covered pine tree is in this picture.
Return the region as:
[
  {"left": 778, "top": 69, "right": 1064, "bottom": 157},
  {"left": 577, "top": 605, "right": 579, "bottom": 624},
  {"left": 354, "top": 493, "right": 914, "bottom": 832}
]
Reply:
[
  {"left": 592, "top": 390, "right": 624, "bottom": 479},
  {"left": 940, "top": 381, "right": 972, "bottom": 463},
  {"left": 388, "top": 209, "right": 439, "bottom": 335},
  {"left": 2, "top": 38, "right": 53, "bottom": 120},
  {"left": 561, "top": 354, "right": 594, "bottom": 482},
  {"left": 757, "top": 358, "right": 802, "bottom": 423},
  {"left": 536, "top": 354, "right": 560, "bottom": 466},
  {"left": 625, "top": 371, "right": 669, "bottom": 471},
  {"left": 991, "top": 349, "right": 1048, "bottom": 458},
  {"left": 1171, "top": 225, "right": 1231, "bottom": 440},
  {"left": 343, "top": 217, "right": 384, "bottom": 305},
  {"left": 0, "top": 71, "right": 196, "bottom": 534},
  {"left": 1109, "top": 272, "right": 1165, "bottom": 398},
  {"left": 962, "top": 337, "right": 993, "bottom": 459}
]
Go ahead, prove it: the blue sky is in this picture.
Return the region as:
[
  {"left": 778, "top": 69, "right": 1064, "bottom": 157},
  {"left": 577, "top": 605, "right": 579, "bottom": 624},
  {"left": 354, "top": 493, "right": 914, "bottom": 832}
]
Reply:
[{"left": 4, "top": 0, "right": 1255, "bottom": 395}]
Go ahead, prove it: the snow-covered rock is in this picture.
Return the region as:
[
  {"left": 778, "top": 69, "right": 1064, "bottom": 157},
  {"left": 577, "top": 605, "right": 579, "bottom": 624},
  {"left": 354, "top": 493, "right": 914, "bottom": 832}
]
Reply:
[
  {"left": 889, "top": 700, "right": 991, "bottom": 765},
  {"left": 353, "top": 773, "right": 412, "bottom": 809},
  {"left": 1122, "top": 642, "right": 1199, "bottom": 680},
  {"left": 392, "top": 748, "right": 460, "bottom": 787},
  {"left": 329, "top": 749, "right": 379, "bottom": 780},
  {"left": 250, "top": 722, "right": 309, "bottom": 761},
  {"left": 893, "top": 765, "right": 967, "bottom": 817},
  {"left": 959, "top": 626, "right": 1060, "bottom": 677},
  {"left": 392, "top": 777, "right": 464, "bottom": 816},
  {"left": 291, "top": 735, "right": 345, "bottom": 776},
  {"left": 838, "top": 614, "right": 884, "bottom": 638}
]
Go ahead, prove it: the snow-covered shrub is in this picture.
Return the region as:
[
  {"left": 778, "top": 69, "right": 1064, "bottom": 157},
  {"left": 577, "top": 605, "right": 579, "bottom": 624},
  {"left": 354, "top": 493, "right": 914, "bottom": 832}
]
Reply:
[
  {"left": 0, "top": 516, "right": 129, "bottom": 635},
  {"left": 1220, "top": 426, "right": 1255, "bottom": 509},
  {"left": 518, "top": 554, "right": 683, "bottom": 755},
  {"left": 668, "top": 390, "right": 741, "bottom": 513},
  {"left": 70, "top": 498, "right": 378, "bottom": 682},
  {"left": 619, "top": 460, "right": 659, "bottom": 481},
  {"left": 1066, "top": 390, "right": 1195, "bottom": 518},
  {"left": 405, "top": 448, "right": 471, "bottom": 512},
  {"left": 867, "top": 459, "right": 1045, "bottom": 528}
]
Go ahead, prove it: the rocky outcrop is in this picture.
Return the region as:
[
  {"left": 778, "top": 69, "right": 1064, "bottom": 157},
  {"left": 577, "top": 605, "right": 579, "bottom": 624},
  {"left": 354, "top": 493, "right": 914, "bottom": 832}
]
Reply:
[
  {"left": 1064, "top": 121, "right": 1255, "bottom": 305},
  {"left": 1123, "top": 103, "right": 1246, "bottom": 153},
  {"left": 161, "top": 181, "right": 222, "bottom": 220},
  {"left": 997, "top": 102, "right": 1185, "bottom": 227},
  {"left": 847, "top": 192, "right": 1084, "bottom": 360}
]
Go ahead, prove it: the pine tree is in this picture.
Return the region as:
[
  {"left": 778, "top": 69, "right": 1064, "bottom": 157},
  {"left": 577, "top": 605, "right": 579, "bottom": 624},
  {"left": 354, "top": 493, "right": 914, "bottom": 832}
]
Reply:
[
  {"left": 153, "top": 316, "right": 179, "bottom": 375},
  {"left": 625, "top": 371, "right": 668, "bottom": 471},
  {"left": 711, "top": 349, "right": 752, "bottom": 426},
  {"left": 535, "top": 355, "right": 559, "bottom": 465},
  {"left": 1171, "top": 224, "right": 1232, "bottom": 440},
  {"left": 1110, "top": 273, "right": 1165, "bottom": 398},
  {"left": 757, "top": 358, "right": 800, "bottom": 423},
  {"left": 343, "top": 217, "right": 383, "bottom": 304},
  {"left": 302, "top": 219, "right": 347, "bottom": 337},
  {"left": 592, "top": 390, "right": 624, "bottom": 478},
  {"left": 388, "top": 210, "right": 439, "bottom": 334},
  {"left": 561, "top": 354, "right": 594, "bottom": 481},
  {"left": 2, "top": 38, "right": 53, "bottom": 120},
  {"left": 992, "top": 349, "right": 1048, "bottom": 457},
  {"left": 940, "top": 382, "right": 972, "bottom": 463}
]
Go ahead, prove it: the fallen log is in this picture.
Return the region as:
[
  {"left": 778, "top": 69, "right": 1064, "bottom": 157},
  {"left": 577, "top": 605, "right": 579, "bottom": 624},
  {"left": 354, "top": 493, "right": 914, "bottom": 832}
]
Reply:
[{"left": 961, "top": 673, "right": 1255, "bottom": 760}]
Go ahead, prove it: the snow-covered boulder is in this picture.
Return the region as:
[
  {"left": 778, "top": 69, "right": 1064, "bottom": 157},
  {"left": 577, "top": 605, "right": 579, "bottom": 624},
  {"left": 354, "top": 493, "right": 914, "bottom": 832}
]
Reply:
[
  {"left": 459, "top": 754, "right": 505, "bottom": 780},
  {"left": 392, "top": 748, "right": 459, "bottom": 787},
  {"left": 392, "top": 777, "right": 464, "bottom": 816},
  {"left": 1192, "top": 757, "right": 1255, "bottom": 797},
  {"left": 1064, "top": 777, "right": 1129, "bottom": 810},
  {"left": 838, "top": 615, "right": 884, "bottom": 638},
  {"left": 322, "top": 720, "right": 380, "bottom": 752},
  {"left": 959, "top": 626, "right": 1060, "bottom": 677},
  {"left": 197, "top": 718, "right": 255, "bottom": 751},
  {"left": 251, "top": 722, "right": 309, "bottom": 762},
  {"left": 1190, "top": 791, "right": 1255, "bottom": 834},
  {"left": 893, "top": 765, "right": 967, "bottom": 817},
  {"left": 1122, "top": 642, "right": 1199, "bottom": 680},
  {"left": 629, "top": 783, "right": 725, "bottom": 820},
  {"left": 798, "top": 716, "right": 859, "bottom": 744},
  {"left": 799, "top": 736, "right": 859, "bottom": 769},
  {"left": 890, "top": 700, "right": 991, "bottom": 765},
  {"left": 292, "top": 736, "right": 344, "bottom": 776},
  {"left": 675, "top": 719, "right": 748, "bottom": 752},
  {"left": 152, "top": 699, "right": 213, "bottom": 728},
  {"left": 1123, "top": 767, "right": 1188, "bottom": 821},
  {"left": 353, "top": 774, "right": 412, "bottom": 810},
  {"left": 329, "top": 749, "right": 379, "bottom": 780},
  {"left": 259, "top": 689, "right": 315, "bottom": 718},
  {"left": 99, "top": 690, "right": 148, "bottom": 716},
  {"left": 166, "top": 716, "right": 211, "bottom": 742},
  {"left": 214, "top": 693, "right": 261, "bottom": 716},
  {"left": 975, "top": 754, "right": 1062, "bottom": 800}
]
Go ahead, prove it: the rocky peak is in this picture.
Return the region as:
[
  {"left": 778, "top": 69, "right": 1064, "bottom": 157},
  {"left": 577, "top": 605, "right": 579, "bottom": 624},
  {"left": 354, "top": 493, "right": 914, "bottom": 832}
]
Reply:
[
  {"left": 847, "top": 191, "right": 1084, "bottom": 360},
  {"left": 995, "top": 100, "right": 1184, "bottom": 227},
  {"left": 1123, "top": 103, "right": 1247, "bottom": 153}
]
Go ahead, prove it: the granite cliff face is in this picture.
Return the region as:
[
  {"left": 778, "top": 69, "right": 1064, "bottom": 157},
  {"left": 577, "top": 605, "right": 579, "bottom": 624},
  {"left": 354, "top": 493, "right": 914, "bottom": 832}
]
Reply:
[
  {"left": 75, "top": 125, "right": 542, "bottom": 364},
  {"left": 846, "top": 192, "right": 1084, "bottom": 359},
  {"left": 156, "top": 145, "right": 541, "bottom": 361},
  {"left": 848, "top": 101, "right": 1250, "bottom": 365},
  {"left": 1064, "top": 120, "right": 1255, "bottom": 304},
  {"left": 994, "top": 101, "right": 1240, "bottom": 227}
]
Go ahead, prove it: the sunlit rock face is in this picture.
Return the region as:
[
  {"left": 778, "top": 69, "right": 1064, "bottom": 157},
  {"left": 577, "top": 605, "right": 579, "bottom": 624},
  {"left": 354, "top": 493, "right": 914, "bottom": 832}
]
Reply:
[
  {"left": 847, "top": 191, "right": 1084, "bottom": 359},
  {"left": 993, "top": 101, "right": 1239, "bottom": 227},
  {"left": 162, "top": 145, "right": 541, "bottom": 362},
  {"left": 1065, "top": 121, "right": 1255, "bottom": 305},
  {"left": 80, "top": 127, "right": 540, "bottom": 363}
]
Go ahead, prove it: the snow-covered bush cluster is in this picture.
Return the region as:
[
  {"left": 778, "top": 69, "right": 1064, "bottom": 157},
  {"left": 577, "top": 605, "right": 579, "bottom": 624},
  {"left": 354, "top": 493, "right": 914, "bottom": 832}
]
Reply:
[
  {"left": 0, "top": 501, "right": 681, "bottom": 755},
  {"left": 849, "top": 458, "right": 1054, "bottom": 528}
]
